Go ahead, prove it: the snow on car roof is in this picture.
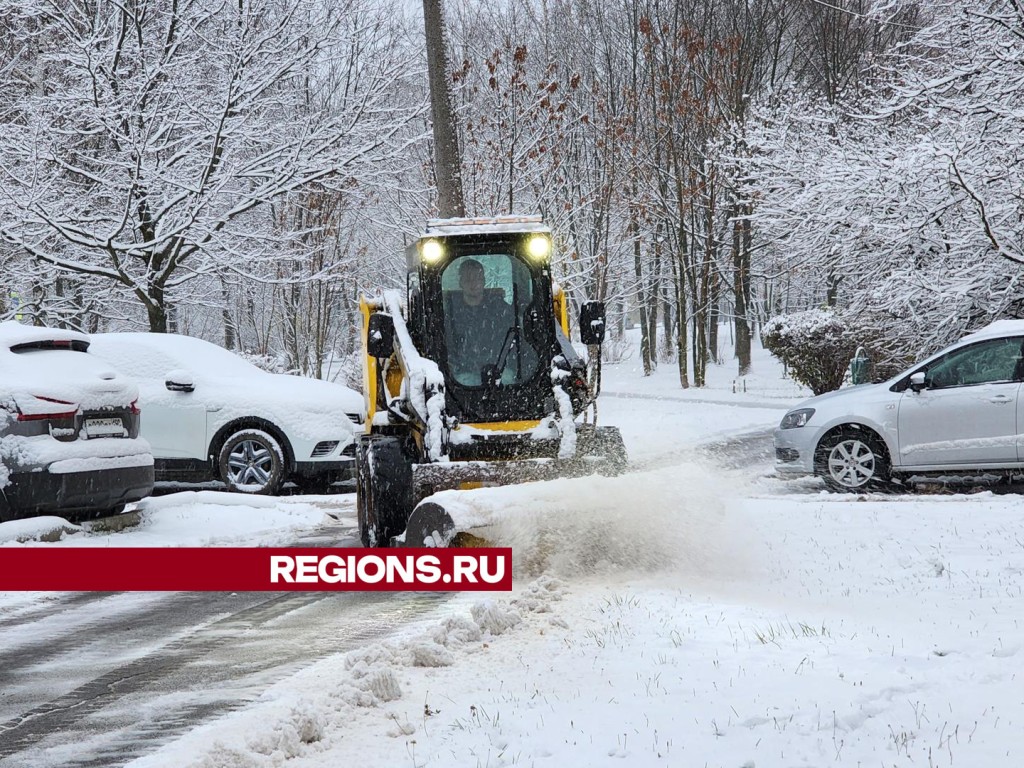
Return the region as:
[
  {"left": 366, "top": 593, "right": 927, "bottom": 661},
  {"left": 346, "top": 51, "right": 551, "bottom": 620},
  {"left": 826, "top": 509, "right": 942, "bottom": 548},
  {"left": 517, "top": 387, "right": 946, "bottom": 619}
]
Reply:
[
  {"left": 89, "top": 332, "right": 261, "bottom": 379},
  {"left": 0, "top": 321, "right": 89, "bottom": 349},
  {"left": 0, "top": 322, "right": 138, "bottom": 412},
  {"left": 89, "top": 331, "right": 365, "bottom": 415},
  {"left": 422, "top": 215, "right": 551, "bottom": 238},
  {"left": 960, "top": 319, "right": 1024, "bottom": 342}
]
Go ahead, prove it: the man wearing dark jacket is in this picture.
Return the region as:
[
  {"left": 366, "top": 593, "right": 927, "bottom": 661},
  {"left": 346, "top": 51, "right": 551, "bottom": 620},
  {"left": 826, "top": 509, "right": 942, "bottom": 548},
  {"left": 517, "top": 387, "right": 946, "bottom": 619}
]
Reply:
[{"left": 447, "top": 258, "right": 514, "bottom": 385}]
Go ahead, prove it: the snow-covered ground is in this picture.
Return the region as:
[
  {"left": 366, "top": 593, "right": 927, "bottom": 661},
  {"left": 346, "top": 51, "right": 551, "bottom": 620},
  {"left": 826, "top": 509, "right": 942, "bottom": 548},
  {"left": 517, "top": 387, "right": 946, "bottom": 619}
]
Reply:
[{"left": 4, "top": 333, "right": 1024, "bottom": 767}]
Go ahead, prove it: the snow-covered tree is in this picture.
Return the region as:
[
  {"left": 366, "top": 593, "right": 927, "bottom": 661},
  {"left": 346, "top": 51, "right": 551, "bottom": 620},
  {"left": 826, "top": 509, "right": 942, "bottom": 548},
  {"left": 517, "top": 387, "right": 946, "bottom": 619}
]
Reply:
[{"left": 0, "top": 0, "right": 422, "bottom": 332}]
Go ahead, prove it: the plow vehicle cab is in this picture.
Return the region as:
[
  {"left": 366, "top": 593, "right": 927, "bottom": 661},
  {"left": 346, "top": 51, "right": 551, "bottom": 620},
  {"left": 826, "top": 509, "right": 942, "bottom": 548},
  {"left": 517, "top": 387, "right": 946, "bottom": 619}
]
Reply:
[{"left": 357, "top": 215, "right": 627, "bottom": 547}]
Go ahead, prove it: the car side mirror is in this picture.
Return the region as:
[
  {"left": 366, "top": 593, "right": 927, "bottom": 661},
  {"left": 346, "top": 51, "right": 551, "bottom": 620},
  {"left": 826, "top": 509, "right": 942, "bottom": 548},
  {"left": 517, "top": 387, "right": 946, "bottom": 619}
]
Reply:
[
  {"left": 165, "top": 369, "right": 195, "bottom": 393},
  {"left": 579, "top": 301, "right": 606, "bottom": 345},
  {"left": 367, "top": 312, "right": 396, "bottom": 359},
  {"left": 909, "top": 371, "right": 927, "bottom": 393}
]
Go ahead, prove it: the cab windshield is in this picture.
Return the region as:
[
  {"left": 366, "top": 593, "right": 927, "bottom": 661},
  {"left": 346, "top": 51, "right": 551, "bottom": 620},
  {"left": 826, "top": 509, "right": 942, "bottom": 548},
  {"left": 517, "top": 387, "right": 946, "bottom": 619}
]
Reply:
[{"left": 441, "top": 253, "right": 541, "bottom": 387}]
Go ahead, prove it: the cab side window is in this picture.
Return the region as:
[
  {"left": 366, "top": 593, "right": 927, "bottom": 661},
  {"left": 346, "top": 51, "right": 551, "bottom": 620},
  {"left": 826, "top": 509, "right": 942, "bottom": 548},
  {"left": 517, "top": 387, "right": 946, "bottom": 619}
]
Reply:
[{"left": 925, "top": 337, "right": 1024, "bottom": 389}]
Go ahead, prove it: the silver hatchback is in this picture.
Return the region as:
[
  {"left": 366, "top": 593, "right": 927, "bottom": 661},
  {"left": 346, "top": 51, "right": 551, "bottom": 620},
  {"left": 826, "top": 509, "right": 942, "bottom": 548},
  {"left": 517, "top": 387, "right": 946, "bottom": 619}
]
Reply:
[{"left": 775, "top": 320, "right": 1024, "bottom": 491}]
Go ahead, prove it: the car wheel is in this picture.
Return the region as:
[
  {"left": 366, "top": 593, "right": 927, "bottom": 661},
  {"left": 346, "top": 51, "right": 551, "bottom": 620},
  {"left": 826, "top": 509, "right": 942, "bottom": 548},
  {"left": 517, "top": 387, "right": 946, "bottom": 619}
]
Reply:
[
  {"left": 218, "top": 429, "right": 285, "bottom": 495},
  {"left": 816, "top": 428, "right": 891, "bottom": 493}
]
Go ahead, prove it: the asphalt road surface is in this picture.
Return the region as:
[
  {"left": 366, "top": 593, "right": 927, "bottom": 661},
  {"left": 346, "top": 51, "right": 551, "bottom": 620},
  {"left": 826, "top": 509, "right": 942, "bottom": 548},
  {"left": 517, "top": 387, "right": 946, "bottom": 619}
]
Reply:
[{"left": 0, "top": 522, "right": 450, "bottom": 768}]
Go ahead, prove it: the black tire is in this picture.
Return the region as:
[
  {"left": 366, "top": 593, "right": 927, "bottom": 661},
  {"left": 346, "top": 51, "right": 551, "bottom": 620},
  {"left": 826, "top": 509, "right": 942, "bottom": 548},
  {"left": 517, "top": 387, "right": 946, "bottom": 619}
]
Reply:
[
  {"left": 218, "top": 428, "right": 286, "bottom": 495},
  {"left": 292, "top": 476, "right": 338, "bottom": 495},
  {"left": 815, "top": 427, "right": 891, "bottom": 493},
  {"left": 356, "top": 435, "right": 414, "bottom": 547},
  {"left": 0, "top": 497, "right": 13, "bottom": 524}
]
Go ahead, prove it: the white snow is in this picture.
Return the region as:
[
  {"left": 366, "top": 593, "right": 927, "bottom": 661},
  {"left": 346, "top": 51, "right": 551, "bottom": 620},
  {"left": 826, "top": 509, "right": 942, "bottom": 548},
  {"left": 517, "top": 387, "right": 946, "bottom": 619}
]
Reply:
[
  {"left": 422, "top": 216, "right": 550, "bottom": 237},
  {"left": 0, "top": 516, "right": 82, "bottom": 544},
  {"left": 0, "top": 320, "right": 90, "bottom": 349},
  {"left": 3, "top": 434, "right": 153, "bottom": 468},
  {"left": 124, "top": 484, "right": 1024, "bottom": 768},
  {"left": 5, "top": 330, "right": 1024, "bottom": 768},
  {"left": 47, "top": 453, "right": 154, "bottom": 474},
  {"left": 961, "top": 318, "right": 1024, "bottom": 342},
  {"left": 551, "top": 368, "right": 577, "bottom": 459},
  {"left": 379, "top": 290, "right": 449, "bottom": 462},
  {"left": 0, "top": 322, "right": 140, "bottom": 415},
  {"left": 0, "top": 491, "right": 346, "bottom": 552}
]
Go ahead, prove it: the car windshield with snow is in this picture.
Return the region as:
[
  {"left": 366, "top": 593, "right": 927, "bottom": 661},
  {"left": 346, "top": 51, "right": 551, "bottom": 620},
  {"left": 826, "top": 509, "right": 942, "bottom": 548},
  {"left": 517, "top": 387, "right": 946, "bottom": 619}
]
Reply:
[
  {"left": 775, "top": 319, "right": 1024, "bottom": 491},
  {"left": 0, "top": 322, "right": 154, "bottom": 521},
  {"left": 87, "top": 332, "right": 364, "bottom": 495}
]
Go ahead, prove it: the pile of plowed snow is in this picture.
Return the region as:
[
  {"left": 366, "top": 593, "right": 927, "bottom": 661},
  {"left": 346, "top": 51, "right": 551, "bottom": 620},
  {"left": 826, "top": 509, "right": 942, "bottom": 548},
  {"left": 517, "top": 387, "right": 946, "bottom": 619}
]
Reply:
[{"left": 429, "top": 462, "right": 754, "bottom": 582}]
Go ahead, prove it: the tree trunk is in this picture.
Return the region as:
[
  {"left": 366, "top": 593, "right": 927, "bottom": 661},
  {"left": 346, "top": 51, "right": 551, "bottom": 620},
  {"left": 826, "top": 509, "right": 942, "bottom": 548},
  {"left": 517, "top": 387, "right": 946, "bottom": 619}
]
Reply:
[
  {"left": 143, "top": 279, "right": 169, "bottom": 332},
  {"left": 733, "top": 205, "right": 752, "bottom": 376},
  {"left": 648, "top": 235, "right": 660, "bottom": 367},
  {"left": 221, "top": 278, "right": 237, "bottom": 350},
  {"left": 662, "top": 280, "right": 674, "bottom": 360},
  {"left": 146, "top": 301, "right": 168, "bottom": 333},
  {"left": 632, "top": 212, "right": 653, "bottom": 376},
  {"left": 672, "top": 242, "right": 689, "bottom": 389},
  {"left": 423, "top": 0, "right": 465, "bottom": 218},
  {"left": 708, "top": 268, "right": 720, "bottom": 364},
  {"left": 825, "top": 271, "right": 841, "bottom": 307}
]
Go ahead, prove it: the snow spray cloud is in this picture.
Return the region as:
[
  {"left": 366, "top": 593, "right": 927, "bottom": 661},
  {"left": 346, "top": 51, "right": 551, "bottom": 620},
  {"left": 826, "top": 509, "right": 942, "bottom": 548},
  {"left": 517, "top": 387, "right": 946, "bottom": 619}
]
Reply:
[{"left": 430, "top": 462, "right": 745, "bottom": 581}]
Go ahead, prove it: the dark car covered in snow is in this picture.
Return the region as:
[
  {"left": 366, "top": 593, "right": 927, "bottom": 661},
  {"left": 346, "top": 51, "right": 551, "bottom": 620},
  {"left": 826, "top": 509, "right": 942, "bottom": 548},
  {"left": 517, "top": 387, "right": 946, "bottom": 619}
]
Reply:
[{"left": 0, "top": 323, "right": 154, "bottom": 522}]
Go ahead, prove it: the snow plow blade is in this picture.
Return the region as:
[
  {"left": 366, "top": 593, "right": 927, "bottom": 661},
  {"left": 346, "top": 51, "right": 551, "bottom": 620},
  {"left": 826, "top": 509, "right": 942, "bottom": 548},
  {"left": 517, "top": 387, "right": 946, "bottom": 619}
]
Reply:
[
  {"left": 398, "top": 450, "right": 627, "bottom": 548},
  {"left": 411, "top": 454, "right": 624, "bottom": 499}
]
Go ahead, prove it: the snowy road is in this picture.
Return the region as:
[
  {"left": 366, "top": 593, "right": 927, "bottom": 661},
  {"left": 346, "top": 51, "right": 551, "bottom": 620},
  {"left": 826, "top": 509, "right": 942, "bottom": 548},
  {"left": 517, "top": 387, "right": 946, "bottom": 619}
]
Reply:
[
  {"left": 0, "top": 522, "right": 451, "bottom": 768},
  {"left": 0, "top": 427, "right": 777, "bottom": 768}
]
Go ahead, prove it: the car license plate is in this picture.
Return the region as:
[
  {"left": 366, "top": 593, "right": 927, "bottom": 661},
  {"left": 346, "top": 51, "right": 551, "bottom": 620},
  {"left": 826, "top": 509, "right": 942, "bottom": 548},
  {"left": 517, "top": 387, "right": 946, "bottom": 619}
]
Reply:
[{"left": 85, "top": 417, "right": 124, "bottom": 438}]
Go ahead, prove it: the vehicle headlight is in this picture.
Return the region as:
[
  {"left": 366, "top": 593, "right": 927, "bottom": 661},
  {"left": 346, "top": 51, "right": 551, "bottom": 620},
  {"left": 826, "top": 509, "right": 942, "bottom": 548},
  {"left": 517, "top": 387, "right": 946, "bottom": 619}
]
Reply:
[
  {"left": 780, "top": 408, "right": 815, "bottom": 429},
  {"left": 526, "top": 234, "right": 551, "bottom": 262},
  {"left": 420, "top": 239, "right": 444, "bottom": 263}
]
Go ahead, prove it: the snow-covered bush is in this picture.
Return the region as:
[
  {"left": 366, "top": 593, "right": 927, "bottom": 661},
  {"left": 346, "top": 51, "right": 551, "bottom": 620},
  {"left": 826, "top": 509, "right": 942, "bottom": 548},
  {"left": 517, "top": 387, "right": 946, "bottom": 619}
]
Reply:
[
  {"left": 763, "top": 308, "right": 919, "bottom": 394},
  {"left": 761, "top": 309, "right": 859, "bottom": 395},
  {"left": 762, "top": 309, "right": 851, "bottom": 394}
]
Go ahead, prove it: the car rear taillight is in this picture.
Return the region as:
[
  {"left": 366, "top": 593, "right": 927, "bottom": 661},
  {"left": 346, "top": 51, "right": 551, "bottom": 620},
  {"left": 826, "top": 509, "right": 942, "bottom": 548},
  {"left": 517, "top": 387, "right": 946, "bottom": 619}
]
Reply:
[
  {"left": 130, "top": 399, "right": 140, "bottom": 415},
  {"left": 10, "top": 338, "right": 89, "bottom": 353},
  {"left": 17, "top": 396, "right": 78, "bottom": 421}
]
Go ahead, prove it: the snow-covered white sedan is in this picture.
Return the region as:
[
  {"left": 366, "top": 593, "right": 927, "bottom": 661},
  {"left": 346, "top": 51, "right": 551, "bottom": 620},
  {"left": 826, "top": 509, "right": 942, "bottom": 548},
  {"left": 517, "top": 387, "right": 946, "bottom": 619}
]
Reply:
[
  {"left": 0, "top": 323, "right": 154, "bottom": 521},
  {"left": 88, "top": 333, "right": 363, "bottom": 495},
  {"left": 775, "top": 320, "right": 1024, "bottom": 492}
]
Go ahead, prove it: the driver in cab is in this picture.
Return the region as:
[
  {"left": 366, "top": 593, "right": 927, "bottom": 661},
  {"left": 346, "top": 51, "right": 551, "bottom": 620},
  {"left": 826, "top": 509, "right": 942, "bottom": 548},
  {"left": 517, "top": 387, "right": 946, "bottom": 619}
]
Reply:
[{"left": 447, "top": 258, "right": 514, "bottom": 384}]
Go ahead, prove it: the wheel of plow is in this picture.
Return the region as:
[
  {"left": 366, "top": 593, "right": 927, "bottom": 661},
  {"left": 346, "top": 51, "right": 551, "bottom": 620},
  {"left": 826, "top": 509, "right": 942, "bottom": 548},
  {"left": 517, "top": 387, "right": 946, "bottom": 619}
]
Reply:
[
  {"left": 403, "top": 501, "right": 457, "bottom": 548},
  {"left": 356, "top": 435, "right": 414, "bottom": 547}
]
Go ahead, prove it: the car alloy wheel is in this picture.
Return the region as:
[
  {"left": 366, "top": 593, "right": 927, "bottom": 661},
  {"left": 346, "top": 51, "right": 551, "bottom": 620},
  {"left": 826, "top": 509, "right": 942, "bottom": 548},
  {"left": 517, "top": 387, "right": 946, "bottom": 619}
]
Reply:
[
  {"left": 218, "top": 429, "right": 284, "bottom": 495},
  {"left": 826, "top": 438, "right": 877, "bottom": 489}
]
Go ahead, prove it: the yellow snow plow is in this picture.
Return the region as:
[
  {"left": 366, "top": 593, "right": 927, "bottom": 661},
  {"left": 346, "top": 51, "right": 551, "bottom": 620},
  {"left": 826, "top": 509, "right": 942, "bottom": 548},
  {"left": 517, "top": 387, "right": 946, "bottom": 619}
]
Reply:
[{"left": 356, "top": 216, "right": 627, "bottom": 547}]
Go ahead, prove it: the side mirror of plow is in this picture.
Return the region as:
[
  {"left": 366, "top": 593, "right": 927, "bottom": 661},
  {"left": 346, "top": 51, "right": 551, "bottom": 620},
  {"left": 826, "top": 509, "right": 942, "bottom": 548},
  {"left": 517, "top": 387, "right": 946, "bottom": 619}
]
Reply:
[
  {"left": 367, "top": 312, "right": 396, "bottom": 359},
  {"left": 579, "top": 301, "right": 606, "bottom": 345}
]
